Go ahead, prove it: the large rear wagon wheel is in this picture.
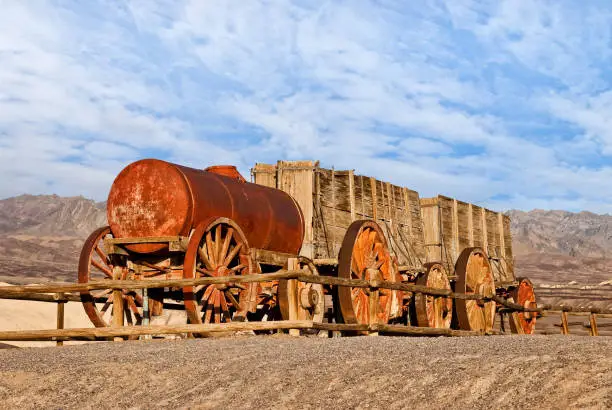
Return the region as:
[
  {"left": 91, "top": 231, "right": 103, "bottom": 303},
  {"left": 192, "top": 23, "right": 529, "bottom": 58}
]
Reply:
[
  {"left": 78, "top": 226, "right": 144, "bottom": 329},
  {"left": 454, "top": 247, "right": 496, "bottom": 332},
  {"left": 183, "top": 217, "right": 256, "bottom": 333},
  {"left": 415, "top": 263, "right": 452, "bottom": 328},
  {"left": 337, "top": 220, "right": 401, "bottom": 325},
  {"left": 509, "top": 277, "right": 537, "bottom": 334}
]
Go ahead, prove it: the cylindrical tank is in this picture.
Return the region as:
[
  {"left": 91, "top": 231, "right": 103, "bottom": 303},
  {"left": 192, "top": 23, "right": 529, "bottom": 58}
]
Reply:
[{"left": 107, "top": 159, "right": 304, "bottom": 254}]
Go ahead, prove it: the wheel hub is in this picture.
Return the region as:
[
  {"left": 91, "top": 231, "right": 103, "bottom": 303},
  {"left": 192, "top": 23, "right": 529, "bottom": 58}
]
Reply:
[
  {"left": 299, "top": 287, "right": 319, "bottom": 309},
  {"left": 214, "top": 266, "right": 229, "bottom": 290}
]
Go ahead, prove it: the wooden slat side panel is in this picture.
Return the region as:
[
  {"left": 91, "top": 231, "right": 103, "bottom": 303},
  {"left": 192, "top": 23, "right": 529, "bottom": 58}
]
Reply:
[
  {"left": 485, "top": 209, "right": 500, "bottom": 258},
  {"left": 354, "top": 174, "right": 376, "bottom": 220},
  {"left": 420, "top": 197, "right": 442, "bottom": 264},
  {"left": 503, "top": 214, "right": 514, "bottom": 276},
  {"left": 318, "top": 168, "right": 334, "bottom": 209},
  {"left": 437, "top": 196, "right": 456, "bottom": 274},
  {"left": 381, "top": 184, "right": 414, "bottom": 267},
  {"left": 333, "top": 171, "right": 353, "bottom": 213},
  {"left": 406, "top": 189, "right": 426, "bottom": 263},
  {"left": 276, "top": 161, "right": 316, "bottom": 259},
  {"left": 471, "top": 205, "right": 484, "bottom": 248},
  {"left": 251, "top": 163, "right": 277, "bottom": 188},
  {"left": 313, "top": 168, "right": 327, "bottom": 259},
  {"left": 456, "top": 200, "right": 471, "bottom": 252},
  {"left": 406, "top": 189, "right": 425, "bottom": 261}
]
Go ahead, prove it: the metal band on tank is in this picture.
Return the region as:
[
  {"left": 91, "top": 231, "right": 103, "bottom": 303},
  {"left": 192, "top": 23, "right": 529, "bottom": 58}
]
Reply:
[{"left": 174, "top": 163, "right": 197, "bottom": 238}]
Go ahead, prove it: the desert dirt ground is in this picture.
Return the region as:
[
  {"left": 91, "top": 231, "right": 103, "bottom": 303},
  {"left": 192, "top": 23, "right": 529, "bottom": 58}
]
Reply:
[{"left": 0, "top": 335, "right": 609, "bottom": 409}]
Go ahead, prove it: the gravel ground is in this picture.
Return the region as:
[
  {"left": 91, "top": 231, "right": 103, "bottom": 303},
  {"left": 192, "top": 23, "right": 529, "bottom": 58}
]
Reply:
[{"left": 0, "top": 335, "right": 609, "bottom": 409}]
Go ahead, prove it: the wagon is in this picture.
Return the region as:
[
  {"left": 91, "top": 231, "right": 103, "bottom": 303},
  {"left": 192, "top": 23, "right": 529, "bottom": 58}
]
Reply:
[
  {"left": 77, "top": 158, "right": 536, "bottom": 337},
  {"left": 252, "top": 161, "right": 537, "bottom": 334}
]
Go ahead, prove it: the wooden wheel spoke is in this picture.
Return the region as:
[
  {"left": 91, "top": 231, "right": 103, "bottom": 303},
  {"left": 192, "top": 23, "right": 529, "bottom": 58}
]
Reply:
[
  {"left": 92, "top": 289, "right": 112, "bottom": 299},
  {"left": 100, "top": 294, "right": 114, "bottom": 314},
  {"left": 203, "top": 294, "right": 214, "bottom": 323},
  {"left": 124, "top": 299, "right": 134, "bottom": 326},
  {"left": 91, "top": 259, "right": 113, "bottom": 278},
  {"left": 229, "top": 283, "right": 247, "bottom": 290},
  {"left": 219, "top": 227, "right": 233, "bottom": 264},
  {"left": 230, "top": 264, "right": 246, "bottom": 272},
  {"left": 214, "top": 224, "right": 222, "bottom": 263},
  {"left": 219, "top": 293, "right": 231, "bottom": 322},
  {"left": 213, "top": 291, "right": 221, "bottom": 323},
  {"left": 202, "top": 284, "right": 216, "bottom": 302},
  {"left": 224, "top": 290, "right": 240, "bottom": 309},
  {"left": 224, "top": 242, "right": 243, "bottom": 266},
  {"left": 198, "top": 246, "right": 214, "bottom": 271},
  {"left": 196, "top": 267, "right": 215, "bottom": 277},
  {"left": 206, "top": 231, "right": 216, "bottom": 267},
  {"left": 126, "top": 295, "right": 142, "bottom": 320},
  {"left": 351, "top": 250, "right": 365, "bottom": 279},
  {"left": 94, "top": 245, "right": 108, "bottom": 266}
]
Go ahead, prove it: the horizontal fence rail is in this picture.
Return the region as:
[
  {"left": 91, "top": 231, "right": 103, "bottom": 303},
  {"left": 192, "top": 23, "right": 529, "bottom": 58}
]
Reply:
[
  {"left": 0, "top": 321, "right": 485, "bottom": 342},
  {"left": 0, "top": 268, "right": 609, "bottom": 343},
  {"left": 0, "top": 271, "right": 556, "bottom": 313}
]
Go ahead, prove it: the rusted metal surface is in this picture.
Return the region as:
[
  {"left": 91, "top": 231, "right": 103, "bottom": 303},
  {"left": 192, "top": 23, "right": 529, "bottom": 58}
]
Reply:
[
  {"left": 509, "top": 277, "right": 537, "bottom": 334},
  {"left": 204, "top": 165, "right": 246, "bottom": 182},
  {"left": 454, "top": 247, "right": 497, "bottom": 332},
  {"left": 415, "top": 263, "right": 452, "bottom": 329},
  {"left": 107, "top": 159, "right": 304, "bottom": 254}
]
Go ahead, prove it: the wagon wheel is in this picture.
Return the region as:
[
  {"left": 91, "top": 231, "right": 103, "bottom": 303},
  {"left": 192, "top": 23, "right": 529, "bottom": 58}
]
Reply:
[
  {"left": 415, "top": 263, "right": 452, "bottom": 328},
  {"left": 78, "top": 226, "right": 143, "bottom": 329},
  {"left": 278, "top": 257, "right": 325, "bottom": 330},
  {"left": 183, "top": 217, "right": 256, "bottom": 332},
  {"left": 509, "top": 277, "right": 537, "bottom": 334},
  {"left": 243, "top": 263, "right": 284, "bottom": 335},
  {"left": 454, "top": 247, "right": 496, "bottom": 332},
  {"left": 337, "top": 220, "right": 400, "bottom": 325}
]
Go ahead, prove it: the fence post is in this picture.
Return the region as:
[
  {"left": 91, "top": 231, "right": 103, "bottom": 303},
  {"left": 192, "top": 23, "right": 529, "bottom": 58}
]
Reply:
[
  {"left": 589, "top": 312, "right": 599, "bottom": 336},
  {"left": 55, "top": 293, "right": 65, "bottom": 347},
  {"left": 141, "top": 288, "right": 151, "bottom": 340},
  {"left": 112, "top": 267, "right": 124, "bottom": 342},
  {"left": 561, "top": 310, "right": 570, "bottom": 335},
  {"left": 287, "top": 258, "right": 300, "bottom": 337},
  {"left": 368, "top": 270, "right": 379, "bottom": 336}
]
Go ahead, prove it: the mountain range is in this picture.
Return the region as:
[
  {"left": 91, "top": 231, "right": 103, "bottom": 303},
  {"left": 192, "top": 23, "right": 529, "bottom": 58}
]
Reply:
[{"left": 0, "top": 194, "right": 611, "bottom": 285}]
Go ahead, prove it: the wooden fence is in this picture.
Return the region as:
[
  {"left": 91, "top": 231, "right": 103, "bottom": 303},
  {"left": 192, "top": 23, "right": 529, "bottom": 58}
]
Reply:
[{"left": 0, "top": 267, "right": 609, "bottom": 345}]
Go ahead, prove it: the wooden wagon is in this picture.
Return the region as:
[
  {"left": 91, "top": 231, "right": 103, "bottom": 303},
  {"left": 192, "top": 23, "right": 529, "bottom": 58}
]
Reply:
[
  {"left": 77, "top": 158, "right": 535, "bottom": 337},
  {"left": 252, "top": 160, "right": 537, "bottom": 334}
]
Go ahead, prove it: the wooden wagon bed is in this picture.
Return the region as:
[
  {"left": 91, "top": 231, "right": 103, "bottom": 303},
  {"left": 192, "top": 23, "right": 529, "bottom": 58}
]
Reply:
[
  {"left": 252, "top": 161, "right": 426, "bottom": 273},
  {"left": 420, "top": 195, "right": 515, "bottom": 285},
  {"left": 252, "top": 161, "right": 516, "bottom": 285}
]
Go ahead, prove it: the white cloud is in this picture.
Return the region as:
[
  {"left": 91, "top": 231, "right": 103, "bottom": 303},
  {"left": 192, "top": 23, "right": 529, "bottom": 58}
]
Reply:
[{"left": 1, "top": 0, "right": 612, "bottom": 214}]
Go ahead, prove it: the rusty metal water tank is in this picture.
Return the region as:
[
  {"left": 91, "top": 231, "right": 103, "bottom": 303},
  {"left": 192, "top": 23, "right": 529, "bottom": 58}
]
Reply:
[{"left": 107, "top": 159, "right": 304, "bottom": 254}]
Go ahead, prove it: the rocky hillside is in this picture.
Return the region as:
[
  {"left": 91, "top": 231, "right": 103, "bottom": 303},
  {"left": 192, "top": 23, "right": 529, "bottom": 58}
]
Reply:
[
  {"left": 509, "top": 209, "right": 612, "bottom": 284},
  {"left": 0, "top": 195, "right": 611, "bottom": 285},
  {"left": 508, "top": 209, "right": 612, "bottom": 258},
  {"left": 0, "top": 195, "right": 106, "bottom": 283}
]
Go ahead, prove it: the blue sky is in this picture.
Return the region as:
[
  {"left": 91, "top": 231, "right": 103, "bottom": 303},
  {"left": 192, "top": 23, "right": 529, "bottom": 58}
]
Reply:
[{"left": 2, "top": 1, "right": 612, "bottom": 212}]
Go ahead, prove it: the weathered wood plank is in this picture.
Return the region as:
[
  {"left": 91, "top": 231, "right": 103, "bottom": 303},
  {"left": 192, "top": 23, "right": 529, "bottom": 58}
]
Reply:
[
  {"left": 56, "top": 295, "right": 65, "bottom": 347},
  {"left": 251, "top": 248, "right": 294, "bottom": 266},
  {"left": 0, "top": 320, "right": 316, "bottom": 341}
]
